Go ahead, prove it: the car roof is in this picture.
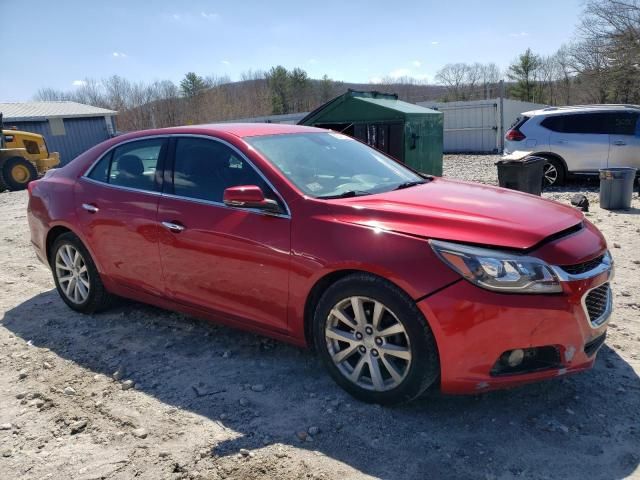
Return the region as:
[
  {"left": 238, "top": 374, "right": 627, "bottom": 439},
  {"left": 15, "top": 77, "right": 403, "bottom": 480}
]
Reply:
[
  {"left": 118, "top": 123, "right": 325, "bottom": 140},
  {"left": 522, "top": 104, "right": 640, "bottom": 117}
]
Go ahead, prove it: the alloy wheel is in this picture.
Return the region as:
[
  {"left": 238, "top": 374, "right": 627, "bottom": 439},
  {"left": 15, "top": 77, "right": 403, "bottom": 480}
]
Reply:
[
  {"left": 325, "top": 296, "right": 412, "bottom": 391},
  {"left": 55, "top": 244, "right": 90, "bottom": 304},
  {"left": 543, "top": 163, "right": 558, "bottom": 186}
]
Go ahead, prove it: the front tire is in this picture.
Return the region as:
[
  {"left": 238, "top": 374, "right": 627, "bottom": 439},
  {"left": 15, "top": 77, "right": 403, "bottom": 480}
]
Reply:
[
  {"left": 313, "top": 273, "right": 440, "bottom": 405},
  {"left": 51, "top": 232, "right": 114, "bottom": 313}
]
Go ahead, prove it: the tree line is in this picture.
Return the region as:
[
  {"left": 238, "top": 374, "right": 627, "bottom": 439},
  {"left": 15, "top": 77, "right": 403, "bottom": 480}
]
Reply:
[{"left": 34, "top": 0, "right": 639, "bottom": 131}]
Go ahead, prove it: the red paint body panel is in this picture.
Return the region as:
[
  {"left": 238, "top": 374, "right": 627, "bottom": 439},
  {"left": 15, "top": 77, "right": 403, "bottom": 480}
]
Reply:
[
  {"left": 156, "top": 196, "right": 291, "bottom": 331},
  {"left": 26, "top": 124, "right": 612, "bottom": 393}
]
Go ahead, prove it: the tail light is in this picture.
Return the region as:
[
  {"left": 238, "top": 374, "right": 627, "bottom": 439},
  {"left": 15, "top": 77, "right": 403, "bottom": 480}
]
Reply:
[
  {"left": 27, "top": 179, "right": 39, "bottom": 196},
  {"left": 505, "top": 129, "right": 526, "bottom": 141}
]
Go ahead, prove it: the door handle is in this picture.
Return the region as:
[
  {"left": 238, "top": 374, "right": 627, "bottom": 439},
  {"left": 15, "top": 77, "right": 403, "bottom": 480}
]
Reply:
[
  {"left": 81, "top": 203, "right": 99, "bottom": 213},
  {"left": 613, "top": 140, "right": 626, "bottom": 146},
  {"left": 161, "top": 221, "right": 185, "bottom": 233}
]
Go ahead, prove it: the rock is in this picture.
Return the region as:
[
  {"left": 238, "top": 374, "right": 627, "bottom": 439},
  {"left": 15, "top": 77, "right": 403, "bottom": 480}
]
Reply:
[
  {"left": 0, "top": 423, "right": 12, "bottom": 430},
  {"left": 70, "top": 420, "right": 87, "bottom": 434},
  {"left": 132, "top": 428, "right": 148, "bottom": 439},
  {"left": 222, "top": 350, "right": 231, "bottom": 358},
  {"left": 112, "top": 367, "right": 125, "bottom": 381},
  {"left": 239, "top": 448, "right": 252, "bottom": 457},
  {"left": 15, "top": 393, "right": 26, "bottom": 399},
  {"left": 613, "top": 242, "right": 621, "bottom": 248},
  {"left": 18, "top": 370, "right": 28, "bottom": 380},
  {"left": 114, "top": 431, "right": 126, "bottom": 440},
  {"left": 43, "top": 362, "right": 53, "bottom": 370},
  {"left": 2, "top": 449, "right": 11, "bottom": 457},
  {"left": 250, "top": 384, "right": 265, "bottom": 392},
  {"left": 121, "top": 380, "right": 135, "bottom": 390},
  {"left": 63, "top": 386, "right": 76, "bottom": 396},
  {"left": 308, "top": 426, "right": 320, "bottom": 436},
  {"left": 219, "top": 413, "right": 228, "bottom": 420},
  {"left": 239, "top": 398, "right": 249, "bottom": 407},
  {"left": 296, "top": 431, "right": 308, "bottom": 442},
  {"left": 158, "top": 451, "right": 170, "bottom": 458}
]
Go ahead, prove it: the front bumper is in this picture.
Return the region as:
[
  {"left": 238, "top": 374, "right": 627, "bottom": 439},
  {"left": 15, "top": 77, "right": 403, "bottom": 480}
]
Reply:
[
  {"left": 35, "top": 153, "right": 60, "bottom": 173},
  {"left": 418, "top": 265, "right": 612, "bottom": 394}
]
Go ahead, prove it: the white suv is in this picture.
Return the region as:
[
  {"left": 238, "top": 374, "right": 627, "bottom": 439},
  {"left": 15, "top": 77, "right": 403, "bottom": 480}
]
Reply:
[{"left": 504, "top": 105, "right": 640, "bottom": 186}]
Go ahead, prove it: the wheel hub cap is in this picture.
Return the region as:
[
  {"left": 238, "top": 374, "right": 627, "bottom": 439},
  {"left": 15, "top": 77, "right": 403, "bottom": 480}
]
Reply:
[
  {"left": 325, "top": 296, "right": 412, "bottom": 392},
  {"left": 55, "top": 244, "right": 90, "bottom": 304},
  {"left": 12, "top": 165, "right": 30, "bottom": 183}
]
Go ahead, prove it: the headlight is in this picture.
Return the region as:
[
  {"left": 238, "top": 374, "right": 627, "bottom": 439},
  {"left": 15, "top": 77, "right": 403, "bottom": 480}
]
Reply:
[{"left": 430, "top": 240, "right": 562, "bottom": 294}]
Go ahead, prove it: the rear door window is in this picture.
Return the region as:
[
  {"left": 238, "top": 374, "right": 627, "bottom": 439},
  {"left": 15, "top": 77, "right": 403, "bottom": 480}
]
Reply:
[
  {"left": 542, "top": 113, "right": 608, "bottom": 134},
  {"left": 86, "top": 138, "right": 166, "bottom": 192}
]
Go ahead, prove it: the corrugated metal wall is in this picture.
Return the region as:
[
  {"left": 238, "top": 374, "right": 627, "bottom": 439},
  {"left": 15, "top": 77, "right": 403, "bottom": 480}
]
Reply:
[{"left": 8, "top": 116, "right": 112, "bottom": 165}]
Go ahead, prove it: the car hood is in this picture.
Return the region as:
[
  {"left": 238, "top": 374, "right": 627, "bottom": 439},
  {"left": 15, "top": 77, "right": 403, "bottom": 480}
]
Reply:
[{"left": 328, "top": 178, "right": 584, "bottom": 250}]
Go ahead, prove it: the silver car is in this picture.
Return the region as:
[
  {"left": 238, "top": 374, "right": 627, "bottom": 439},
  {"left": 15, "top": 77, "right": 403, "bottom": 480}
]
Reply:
[{"left": 504, "top": 105, "right": 640, "bottom": 186}]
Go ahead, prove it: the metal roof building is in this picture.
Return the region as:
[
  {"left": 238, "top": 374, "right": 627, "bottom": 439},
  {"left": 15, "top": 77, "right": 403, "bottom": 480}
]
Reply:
[{"left": 0, "top": 101, "right": 117, "bottom": 164}]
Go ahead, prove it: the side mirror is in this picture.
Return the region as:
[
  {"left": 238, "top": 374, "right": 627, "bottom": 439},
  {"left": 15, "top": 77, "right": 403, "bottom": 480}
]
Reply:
[{"left": 223, "top": 185, "right": 282, "bottom": 213}]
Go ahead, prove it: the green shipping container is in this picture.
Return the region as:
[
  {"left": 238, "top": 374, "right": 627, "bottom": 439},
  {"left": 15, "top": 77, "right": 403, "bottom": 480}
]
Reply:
[{"left": 298, "top": 90, "right": 443, "bottom": 175}]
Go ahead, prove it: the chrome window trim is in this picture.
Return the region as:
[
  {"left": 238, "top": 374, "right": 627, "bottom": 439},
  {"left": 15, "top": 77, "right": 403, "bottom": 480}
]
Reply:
[
  {"left": 81, "top": 133, "right": 292, "bottom": 219},
  {"left": 551, "top": 250, "right": 614, "bottom": 282},
  {"left": 83, "top": 134, "right": 170, "bottom": 182},
  {"left": 160, "top": 192, "right": 290, "bottom": 219},
  {"left": 81, "top": 176, "right": 164, "bottom": 197},
  {"left": 581, "top": 282, "right": 613, "bottom": 329}
]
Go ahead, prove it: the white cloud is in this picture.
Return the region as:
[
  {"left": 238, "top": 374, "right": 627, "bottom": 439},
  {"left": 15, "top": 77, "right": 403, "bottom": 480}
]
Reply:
[
  {"left": 221, "top": 60, "right": 230, "bottom": 65},
  {"left": 412, "top": 60, "right": 422, "bottom": 68},
  {"left": 201, "top": 11, "right": 219, "bottom": 19},
  {"left": 369, "top": 76, "right": 383, "bottom": 84},
  {"left": 112, "top": 51, "right": 127, "bottom": 58},
  {"left": 171, "top": 13, "right": 182, "bottom": 21},
  {"left": 509, "top": 31, "right": 529, "bottom": 37},
  {"left": 431, "top": 41, "right": 440, "bottom": 45},
  {"left": 389, "top": 68, "right": 412, "bottom": 79},
  {"left": 72, "top": 80, "right": 87, "bottom": 87},
  {"left": 308, "top": 58, "right": 318, "bottom": 65}
]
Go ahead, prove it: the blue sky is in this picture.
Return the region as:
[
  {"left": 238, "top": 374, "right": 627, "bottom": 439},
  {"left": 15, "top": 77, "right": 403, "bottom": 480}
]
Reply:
[{"left": 2, "top": 0, "right": 584, "bottom": 101}]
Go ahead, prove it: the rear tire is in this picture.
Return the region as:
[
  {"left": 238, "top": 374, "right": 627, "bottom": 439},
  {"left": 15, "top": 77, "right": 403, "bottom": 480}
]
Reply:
[
  {"left": 1, "top": 156, "right": 38, "bottom": 191},
  {"left": 313, "top": 273, "right": 440, "bottom": 405},
  {"left": 51, "top": 232, "right": 114, "bottom": 314},
  {"left": 542, "top": 157, "right": 566, "bottom": 187}
]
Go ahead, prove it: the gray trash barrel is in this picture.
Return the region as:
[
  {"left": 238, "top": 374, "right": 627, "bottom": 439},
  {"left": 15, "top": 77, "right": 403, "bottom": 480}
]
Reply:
[{"left": 599, "top": 167, "right": 637, "bottom": 210}]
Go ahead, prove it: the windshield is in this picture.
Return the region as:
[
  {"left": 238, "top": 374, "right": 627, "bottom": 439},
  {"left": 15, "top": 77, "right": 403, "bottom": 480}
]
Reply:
[{"left": 245, "top": 132, "right": 424, "bottom": 198}]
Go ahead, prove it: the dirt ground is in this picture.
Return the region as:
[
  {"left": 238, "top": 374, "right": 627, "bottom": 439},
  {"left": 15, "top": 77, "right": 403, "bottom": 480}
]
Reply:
[{"left": 1, "top": 155, "right": 639, "bottom": 480}]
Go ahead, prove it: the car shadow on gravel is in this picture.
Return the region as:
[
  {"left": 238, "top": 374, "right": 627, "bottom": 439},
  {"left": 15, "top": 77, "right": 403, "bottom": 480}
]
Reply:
[{"left": 3, "top": 290, "right": 640, "bottom": 480}]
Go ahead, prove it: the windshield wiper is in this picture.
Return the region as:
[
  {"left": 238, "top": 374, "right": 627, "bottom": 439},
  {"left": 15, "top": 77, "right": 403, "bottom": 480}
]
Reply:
[
  {"left": 317, "top": 190, "right": 371, "bottom": 199},
  {"left": 393, "top": 180, "right": 428, "bottom": 190}
]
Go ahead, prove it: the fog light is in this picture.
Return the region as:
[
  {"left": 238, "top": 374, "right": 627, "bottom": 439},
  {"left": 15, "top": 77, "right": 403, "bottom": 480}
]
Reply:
[{"left": 505, "top": 349, "right": 525, "bottom": 367}]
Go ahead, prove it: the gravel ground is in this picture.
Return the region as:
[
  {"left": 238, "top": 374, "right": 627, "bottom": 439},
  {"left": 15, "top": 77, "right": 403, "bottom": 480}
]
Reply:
[{"left": 1, "top": 155, "right": 639, "bottom": 480}]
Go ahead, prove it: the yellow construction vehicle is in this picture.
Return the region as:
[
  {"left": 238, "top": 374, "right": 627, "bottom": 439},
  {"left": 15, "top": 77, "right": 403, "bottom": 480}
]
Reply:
[{"left": 0, "top": 113, "right": 60, "bottom": 191}]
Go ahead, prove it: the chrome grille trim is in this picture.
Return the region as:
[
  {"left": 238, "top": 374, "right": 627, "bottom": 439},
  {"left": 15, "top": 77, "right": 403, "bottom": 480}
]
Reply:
[
  {"left": 581, "top": 283, "right": 612, "bottom": 328},
  {"left": 551, "top": 251, "right": 613, "bottom": 282}
]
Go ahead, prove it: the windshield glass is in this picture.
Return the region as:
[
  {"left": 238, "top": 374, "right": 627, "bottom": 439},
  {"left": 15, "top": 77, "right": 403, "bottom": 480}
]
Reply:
[{"left": 245, "top": 132, "right": 424, "bottom": 198}]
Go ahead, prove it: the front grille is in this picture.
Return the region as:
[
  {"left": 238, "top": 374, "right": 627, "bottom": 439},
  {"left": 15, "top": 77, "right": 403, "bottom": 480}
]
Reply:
[
  {"left": 584, "top": 283, "right": 611, "bottom": 327},
  {"left": 560, "top": 254, "right": 605, "bottom": 275}
]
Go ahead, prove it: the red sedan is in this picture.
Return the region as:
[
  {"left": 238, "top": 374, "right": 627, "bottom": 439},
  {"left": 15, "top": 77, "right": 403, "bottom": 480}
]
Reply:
[{"left": 27, "top": 124, "right": 613, "bottom": 404}]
